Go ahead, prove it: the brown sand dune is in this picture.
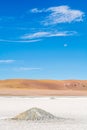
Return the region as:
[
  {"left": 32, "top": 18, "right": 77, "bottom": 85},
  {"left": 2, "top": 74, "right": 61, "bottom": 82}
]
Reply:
[{"left": 0, "top": 79, "right": 87, "bottom": 96}]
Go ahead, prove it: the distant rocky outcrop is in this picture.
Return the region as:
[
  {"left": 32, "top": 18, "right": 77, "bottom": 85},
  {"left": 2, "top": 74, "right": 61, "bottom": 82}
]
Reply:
[{"left": 12, "top": 107, "right": 57, "bottom": 121}]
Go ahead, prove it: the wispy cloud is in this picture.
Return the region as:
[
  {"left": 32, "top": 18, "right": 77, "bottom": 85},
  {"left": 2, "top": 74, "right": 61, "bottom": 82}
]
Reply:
[
  {"left": 30, "top": 5, "right": 84, "bottom": 25},
  {"left": 0, "top": 39, "right": 41, "bottom": 43},
  {"left": 30, "top": 8, "right": 45, "bottom": 13},
  {"left": 0, "top": 60, "right": 16, "bottom": 63},
  {"left": 21, "top": 31, "right": 77, "bottom": 39},
  {"left": 16, "top": 67, "right": 41, "bottom": 71}
]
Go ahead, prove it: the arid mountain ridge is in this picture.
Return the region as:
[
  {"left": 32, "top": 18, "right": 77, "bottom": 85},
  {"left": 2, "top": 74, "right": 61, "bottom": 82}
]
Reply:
[{"left": 0, "top": 79, "right": 87, "bottom": 90}]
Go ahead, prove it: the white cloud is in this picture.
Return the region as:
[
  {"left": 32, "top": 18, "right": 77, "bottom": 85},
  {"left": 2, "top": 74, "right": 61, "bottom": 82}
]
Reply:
[
  {"left": 17, "top": 67, "right": 41, "bottom": 71},
  {"left": 21, "top": 31, "right": 76, "bottom": 39},
  {"left": 31, "top": 5, "right": 84, "bottom": 25},
  {"left": 0, "top": 39, "right": 40, "bottom": 43},
  {"left": 0, "top": 60, "right": 15, "bottom": 63},
  {"left": 30, "top": 8, "right": 44, "bottom": 13}
]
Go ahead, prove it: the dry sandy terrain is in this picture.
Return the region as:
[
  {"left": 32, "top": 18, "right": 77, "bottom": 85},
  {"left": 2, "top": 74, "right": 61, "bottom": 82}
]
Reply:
[{"left": 0, "top": 79, "right": 87, "bottom": 96}]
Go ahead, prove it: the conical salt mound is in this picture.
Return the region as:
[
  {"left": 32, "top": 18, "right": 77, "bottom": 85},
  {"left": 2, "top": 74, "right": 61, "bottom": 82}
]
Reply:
[{"left": 12, "top": 107, "right": 57, "bottom": 121}]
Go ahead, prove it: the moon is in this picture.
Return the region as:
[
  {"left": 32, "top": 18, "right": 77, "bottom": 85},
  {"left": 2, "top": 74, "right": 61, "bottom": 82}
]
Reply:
[{"left": 64, "top": 44, "right": 68, "bottom": 47}]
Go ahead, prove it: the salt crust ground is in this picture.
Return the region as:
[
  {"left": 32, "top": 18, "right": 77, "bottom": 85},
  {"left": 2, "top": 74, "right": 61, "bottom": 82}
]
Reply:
[{"left": 0, "top": 97, "right": 87, "bottom": 130}]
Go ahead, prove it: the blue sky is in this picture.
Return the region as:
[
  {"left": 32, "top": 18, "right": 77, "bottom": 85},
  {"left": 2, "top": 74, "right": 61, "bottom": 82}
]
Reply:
[{"left": 0, "top": 0, "right": 87, "bottom": 80}]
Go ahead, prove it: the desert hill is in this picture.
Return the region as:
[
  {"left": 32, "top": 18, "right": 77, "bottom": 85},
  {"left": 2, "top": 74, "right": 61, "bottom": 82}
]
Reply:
[
  {"left": 0, "top": 79, "right": 87, "bottom": 90},
  {"left": 0, "top": 79, "right": 87, "bottom": 96}
]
